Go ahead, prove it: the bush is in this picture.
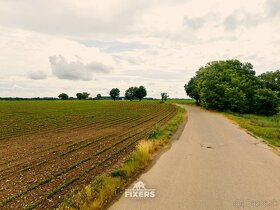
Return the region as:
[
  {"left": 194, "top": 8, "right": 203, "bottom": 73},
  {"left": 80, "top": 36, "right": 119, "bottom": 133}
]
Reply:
[{"left": 253, "top": 89, "right": 279, "bottom": 115}]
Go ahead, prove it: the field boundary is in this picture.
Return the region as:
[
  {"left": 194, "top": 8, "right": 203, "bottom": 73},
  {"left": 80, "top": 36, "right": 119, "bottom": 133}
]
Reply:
[{"left": 58, "top": 105, "right": 186, "bottom": 210}]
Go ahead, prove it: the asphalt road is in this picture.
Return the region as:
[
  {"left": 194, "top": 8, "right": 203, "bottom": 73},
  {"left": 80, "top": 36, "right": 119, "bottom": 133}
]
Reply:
[{"left": 110, "top": 105, "right": 280, "bottom": 210}]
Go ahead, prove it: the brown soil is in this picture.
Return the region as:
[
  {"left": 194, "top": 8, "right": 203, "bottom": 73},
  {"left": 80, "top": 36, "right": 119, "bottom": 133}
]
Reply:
[{"left": 0, "top": 107, "right": 176, "bottom": 209}]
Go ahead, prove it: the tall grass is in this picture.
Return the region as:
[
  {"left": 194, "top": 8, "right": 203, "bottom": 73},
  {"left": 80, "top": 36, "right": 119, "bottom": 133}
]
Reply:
[
  {"left": 225, "top": 113, "right": 280, "bottom": 147},
  {"left": 166, "top": 99, "right": 196, "bottom": 105}
]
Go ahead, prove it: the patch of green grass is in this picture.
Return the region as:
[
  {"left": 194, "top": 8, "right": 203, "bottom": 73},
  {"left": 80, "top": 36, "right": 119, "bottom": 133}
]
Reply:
[
  {"left": 58, "top": 106, "right": 186, "bottom": 210},
  {"left": 225, "top": 113, "right": 280, "bottom": 147},
  {"left": 167, "top": 99, "right": 196, "bottom": 105}
]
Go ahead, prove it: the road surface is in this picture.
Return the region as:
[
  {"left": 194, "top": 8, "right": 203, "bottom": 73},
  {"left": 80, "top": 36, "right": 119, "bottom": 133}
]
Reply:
[{"left": 110, "top": 105, "right": 280, "bottom": 210}]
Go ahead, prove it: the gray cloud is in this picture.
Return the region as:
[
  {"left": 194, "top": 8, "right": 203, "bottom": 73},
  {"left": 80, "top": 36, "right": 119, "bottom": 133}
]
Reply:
[
  {"left": 266, "top": 0, "right": 280, "bottom": 17},
  {"left": 0, "top": 1, "right": 153, "bottom": 38},
  {"left": 49, "top": 55, "right": 111, "bottom": 81},
  {"left": 28, "top": 71, "right": 47, "bottom": 80},
  {"left": 223, "top": 10, "right": 261, "bottom": 31},
  {"left": 113, "top": 55, "right": 144, "bottom": 65},
  {"left": 79, "top": 40, "right": 148, "bottom": 53},
  {"left": 86, "top": 62, "right": 112, "bottom": 74},
  {"left": 183, "top": 13, "right": 219, "bottom": 30}
]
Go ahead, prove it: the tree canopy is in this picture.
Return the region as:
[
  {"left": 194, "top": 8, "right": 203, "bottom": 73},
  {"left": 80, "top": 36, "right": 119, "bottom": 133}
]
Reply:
[
  {"left": 259, "top": 70, "right": 280, "bottom": 97},
  {"left": 161, "top": 93, "right": 169, "bottom": 102},
  {"left": 76, "top": 92, "right": 90, "bottom": 100},
  {"left": 110, "top": 88, "right": 120, "bottom": 101},
  {"left": 96, "top": 94, "right": 102, "bottom": 100},
  {"left": 125, "top": 87, "right": 137, "bottom": 101},
  {"left": 58, "top": 93, "right": 69, "bottom": 100},
  {"left": 185, "top": 60, "right": 279, "bottom": 115},
  {"left": 125, "top": 86, "right": 147, "bottom": 101}
]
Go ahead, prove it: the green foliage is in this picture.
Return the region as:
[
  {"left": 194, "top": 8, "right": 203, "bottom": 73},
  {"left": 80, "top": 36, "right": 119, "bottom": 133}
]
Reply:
[
  {"left": 58, "top": 93, "right": 69, "bottom": 100},
  {"left": 76, "top": 92, "right": 90, "bottom": 100},
  {"left": 185, "top": 60, "right": 279, "bottom": 115},
  {"left": 184, "top": 77, "right": 200, "bottom": 105},
  {"left": 96, "top": 94, "right": 102, "bottom": 100},
  {"left": 125, "top": 86, "right": 147, "bottom": 101},
  {"left": 259, "top": 70, "right": 280, "bottom": 97},
  {"left": 135, "top": 86, "right": 147, "bottom": 101},
  {"left": 148, "top": 125, "right": 160, "bottom": 139},
  {"left": 125, "top": 87, "right": 137, "bottom": 100},
  {"left": 253, "top": 89, "right": 279, "bottom": 115},
  {"left": 161, "top": 93, "right": 169, "bottom": 102},
  {"left": 109, "top": 88, "right": 120, "bottom": 101},
  {"left": 226, "top": 113, "right": 280, "bottom": 147}
]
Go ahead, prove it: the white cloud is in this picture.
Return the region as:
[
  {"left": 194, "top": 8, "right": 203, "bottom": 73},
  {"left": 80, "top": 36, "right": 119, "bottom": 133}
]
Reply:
[
  {"left": 223, "top": 10, "right": 262, "bottom": 31},
  {"left": 28, "top": 71, "right": 47, "bottom": 80},
  {"left": 0, "top": 0, "right": 279, "bottom": 98},
  {"left": 49, "top": 55, "right": 111, "bottom": 81}
]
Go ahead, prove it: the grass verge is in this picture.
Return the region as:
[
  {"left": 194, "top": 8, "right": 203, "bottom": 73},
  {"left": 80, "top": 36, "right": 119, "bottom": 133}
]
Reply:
[
  {"left": 225, "top": 112, "right": 280, "bottom": 147},
  {"left": 58, "top": 106, "right": 186, "bottom": 210}
]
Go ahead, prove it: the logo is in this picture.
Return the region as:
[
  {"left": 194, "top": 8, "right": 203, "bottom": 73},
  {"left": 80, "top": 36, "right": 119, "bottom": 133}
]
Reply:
[{"left": 124, "top": 181, "right": 156, "bottom": 199}]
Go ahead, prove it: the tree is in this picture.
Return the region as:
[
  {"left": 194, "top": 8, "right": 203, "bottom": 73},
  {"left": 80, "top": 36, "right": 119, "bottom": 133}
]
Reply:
[
  {"left": 96, "top": 94, "right": 102, "bottom": 100},
  {"left": 161, "top": 93, "right": 169, "bottom": 102},
  {"left": 125, "top": 87, "right": 137, "bottom": 101},
  {"left": 135, "top": 86, "right": 147, "bottom": 101},
  {"left": 110, "top": 88, "right": 120, "bottom": 101},
  {"left": 184, "top": 60, "right": 279, "bottom": 115},
  {"left": 76, "top": 92, "right": 90, "bottom": 100},
  {"left": 184, "top": 77, "right": 200, "bottom": 105},
  {"left": 76, "top": 93, "right": 83, "bottom": 100},
  {"left": 58, "top": 93, "right": 69, "bottom": 100},
  {"left": 259, "top": 70, "right": 280, "bottom": 97},
  {"left": 253, "top": 89, "right": 279, "bottom": 115}
]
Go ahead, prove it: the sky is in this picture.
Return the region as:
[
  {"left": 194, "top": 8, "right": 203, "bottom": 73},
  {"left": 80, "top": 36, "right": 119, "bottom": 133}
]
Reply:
[{"left": 0, "top": 0, "right": 279, "bottom": 98}]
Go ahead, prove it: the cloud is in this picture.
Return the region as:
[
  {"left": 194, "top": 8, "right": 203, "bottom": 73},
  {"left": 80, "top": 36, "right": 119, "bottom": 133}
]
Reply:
[
  {"left": 266, "top": 0, "right": 280, "bottom": 17},
  {"left": 49, "top": 55, "right": 111, "bottom": 81},
  {"left": 183, "top": 13, "right": 218, "bottom": 30},
  {"left": 86, "top": 62, "right": 112, "bottom": 74},
  {"left": 223, "top": 10, "right": 261, "bottom": 31},
  {"left": 0, "top": 0, "right": 155, "bottom": 38},
  {"left": 0, "top": 0, "right": 279, "bottom": 99},
  {"left": 28, "top": 71, "right": 47, "bottom": 80},
  {"left": 79, "top": 40, "right": 148, "bottom": 53}
]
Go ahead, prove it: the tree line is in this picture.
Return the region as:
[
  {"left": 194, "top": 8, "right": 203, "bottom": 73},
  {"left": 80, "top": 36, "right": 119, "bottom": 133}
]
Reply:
[
  {"left": 185, "top": 60, "right": 279, "bottom": 116},
  {"left": 58, "top": 86, "right": 148, "bottom": 101}
]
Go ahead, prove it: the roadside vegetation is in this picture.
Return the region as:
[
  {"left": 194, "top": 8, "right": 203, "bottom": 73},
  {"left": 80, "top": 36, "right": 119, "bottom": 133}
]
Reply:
[
  {"left": 225, "top": 113, "right": 280, "bottom": 147},
  {"left": 58, "top": 106, "right": 186, "bottom": 210},
  {"left": 185, "top": 60, "right": 279, "bottom": 116},
  {"left": 184, "top": 59, "right": 279, "bottom": 146},
  {"left": 167, "top": 99, "right": 196, "bottom": 105}
]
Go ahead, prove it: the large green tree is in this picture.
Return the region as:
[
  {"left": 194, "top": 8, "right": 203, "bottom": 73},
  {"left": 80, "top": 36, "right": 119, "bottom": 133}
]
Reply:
[
  {"left": 76, "top": 92, "right": 90, "bottom": 100},
  {"left": 185, "top": 60, "right": 279, "bottom": 115},
  {"left": 96, "top": 94, "right": 102, "bottom": 100},
  {"left": 135, "top": 86, "right": 147, "bottom": 101},
  {"left": 259, "top": 70, "right": 280, "bottom": 97},
  {"left": 125, "top": 87, "right": 137, "bottom": 101},
  {"left": 110, "top": 88, "right": 120, "bottom": 101},
  {"left": 125, "top": 86, "right": 147, "bottom": 101},
  {"left": 58, "top": 93, "right": 69, "bottom": 100}
]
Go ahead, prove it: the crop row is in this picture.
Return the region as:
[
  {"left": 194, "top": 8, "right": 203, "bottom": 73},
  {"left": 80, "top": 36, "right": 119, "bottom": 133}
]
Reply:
[
  {"left": 0, "top": 106, "right": 176, "bottom": 208},
  {"left": 0, "top": 105, "right": 172, "bottom": 175},
  {"left": 0, "top": 103, "right": 168, "bottom": 139}
]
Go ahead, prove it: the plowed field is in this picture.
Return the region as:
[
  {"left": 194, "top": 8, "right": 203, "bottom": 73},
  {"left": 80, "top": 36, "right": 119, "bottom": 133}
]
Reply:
[{"left": 0, "top": 100, "right": 177, "bottom": 209}]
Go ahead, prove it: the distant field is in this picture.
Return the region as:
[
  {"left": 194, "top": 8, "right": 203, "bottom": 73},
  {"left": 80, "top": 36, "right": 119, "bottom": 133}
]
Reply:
[
  {"left": 225, "top": 113, "right": 280, "bottom": 147},
  {"left": 0, "top": 100, "right": 177, "bottom": 209}
]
